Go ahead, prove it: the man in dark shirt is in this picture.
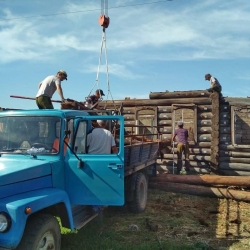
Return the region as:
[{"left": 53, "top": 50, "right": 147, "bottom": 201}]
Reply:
[
  {"left": 85, "top": 89, "right": 105, "bottom": 109},
  {"left": 172, "top": 121, "right": 190, "bottom": 173}
]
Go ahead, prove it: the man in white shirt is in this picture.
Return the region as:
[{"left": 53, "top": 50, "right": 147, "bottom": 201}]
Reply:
[
  {"left": 36, "top": 70, "right": 67, "bottom": 109},
  {"left": 205, "top": 73, "right": 222, "bottom": 94},
  {"left": 87, "top": 120, "right": 118, "bottom": 154}
]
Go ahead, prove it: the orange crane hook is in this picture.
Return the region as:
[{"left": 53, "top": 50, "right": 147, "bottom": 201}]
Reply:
[{"left": 98, "top": 0, "right": 110, "bottom": 28}]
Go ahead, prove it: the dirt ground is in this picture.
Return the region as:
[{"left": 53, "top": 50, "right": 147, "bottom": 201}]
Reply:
[{"left": 146, "top": 186, "right": 250, "bottom": 250}]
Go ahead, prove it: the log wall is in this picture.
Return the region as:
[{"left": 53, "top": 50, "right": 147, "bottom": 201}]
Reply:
[
  {"left": 99, "top": 92, "right": 250, "bottom": 176},
  {"left": 218, "top": 100, "right": 250, "bottom": 175}
]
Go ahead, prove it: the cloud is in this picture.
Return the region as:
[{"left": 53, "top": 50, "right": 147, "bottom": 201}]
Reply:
[
  {"left": 81, "top": 63, "right": 144, "bottom": 79},
  {"left": 0, "top": 0, "right": 249, "bottom": 65}
]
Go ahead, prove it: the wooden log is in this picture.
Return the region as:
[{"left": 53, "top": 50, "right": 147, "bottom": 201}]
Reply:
[
  {"left": 161, "top": 134, "right": 172, "bottom": 140},
  {"left": 219, "top": 120, "right": 230, "bottom": 126},
  {"left": 162, "top": 160, "right": 210, "bottom": 168},
  {"left": 219, "top": 162, "right": 250, "bottom": 171},
  {"left": 99, "top": 97, "right": 212, "bottom": 108},
  {"left": 162, "top": 154, "right": 211, "bottom": 161},
  {"left": 220, "top": 127, "right": 231, "bottom": 134},
  {"left": 219, "top": 151, "right": 250, "bottom": 157},
  {"left": 158, "top": 127, "right": 172, "bottom": 133},
  {"left": 158, "top": 120, "right": 172, "bottom": 126},
  {"left": 198, "top": 127, "right": 212, "bottom": 133},
  {"left": 220, "top": 112, "right": 230, "bottom": 119},
  {"left": 157, "top": 113, "right": 172, "bottom": 119},
  {"left": 218, "top": 170, "right": 250, "bottom": 176},
  {"left": 219, "top": 145, "right": 250, "bottom": 152},
  {"left": 193, "top": 142, "right": 211, "bottom": 148},
  {"left": 197, "top": 120, "right": 212, "bottom": 126},
  {"left": 198, "top": 105, "right": 212, "bottom": 112},
  {"left": 124, "top": 121, "right": 135, "bottom": 126},
  {"left": 189, "top": 148, "right": 211, "bottom": 155},
  {"left": 123, "top": 114, "right": 135, "bottom": 121},
  {"left": 149, "top": 182, "right": 250, "bottom": 201},
  {"left": 189, "top": 155, "right": 211, "bottom": 161},
  {"left": 220, "top": 134, "right": 231, "bottom": 141},
  {"left": 197, "top": 134, "right": 212, "bottom": 142},
  {"left": 219, "top": 157, "right": 250, "bottom": 164},
  {"left": 223, "top": 97, "right": 250, "bottom": 104},
  {"left": 198, "top": 112, "right": 212, "bottom": 119},
  {"left": 149, "top": 174, "right": 250, "bottom": 187},
  {"left": 157, "top": 106, "right": 172, "bottom": 113},
  {"left": 122, "top": 108, "right": 135, "bottom": 114},
  {"left": 220, "top": 105, "right": 230, "bottom": 112},
  {"left": 159, "top": 165, "right": 211, "bottom": 174},
  {"left": 149, "top": 90, "right": 210, "bottom": 99}
]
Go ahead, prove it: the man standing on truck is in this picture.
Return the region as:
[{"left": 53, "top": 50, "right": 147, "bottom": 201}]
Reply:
[
  {"left": 172, "top": 121, "right": 190, "bottom": 174},
  {"left": 85, "top": 89, "right": 105, "bottom": 109},
  {"left": 36, "top": 70, "right": 67, "bottom": 109},
  {"left": 86, "top": 120, "right": 118, "bottom": 154}
]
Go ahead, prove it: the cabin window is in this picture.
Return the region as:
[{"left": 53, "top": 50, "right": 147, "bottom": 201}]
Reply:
[
  {"left": 172, "top": 104, "right": 197, "bottom": 145},
  {"left": 231, "top": 106, "right": 250, "bottom": 145},
  {"left": 135, "top": 107, "right": 158, "bottom": 141}
]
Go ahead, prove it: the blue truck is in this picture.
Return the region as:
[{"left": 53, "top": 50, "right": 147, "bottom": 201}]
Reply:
[{"left": 0, "top": 109, "right": 159, "bottom": 249}]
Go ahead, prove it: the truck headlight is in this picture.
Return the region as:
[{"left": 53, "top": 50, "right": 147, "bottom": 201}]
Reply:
[{"left": 0, "top": 212, "right": 11, "bottom": 233}]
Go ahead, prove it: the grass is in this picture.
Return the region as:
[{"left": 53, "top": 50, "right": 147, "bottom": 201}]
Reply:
[{"left": 60, "top": 189, "right": 250, "bottom": 250}]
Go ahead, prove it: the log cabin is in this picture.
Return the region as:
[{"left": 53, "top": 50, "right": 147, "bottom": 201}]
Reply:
[{"left": 96, "top": 90, "right": 250, "bottom": 176}]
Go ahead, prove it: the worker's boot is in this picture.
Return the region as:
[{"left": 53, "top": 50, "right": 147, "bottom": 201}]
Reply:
[{"left": 185, "top": 160, "right": 190, "bottom": 172}]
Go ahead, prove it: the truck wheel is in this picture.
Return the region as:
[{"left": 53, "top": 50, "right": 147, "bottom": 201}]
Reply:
[
  {"left": 16, "top": 214, "right": 61, "bottom": 250},
  {"left": 129, "top": 172, "right": 148, "bottom": 213}
]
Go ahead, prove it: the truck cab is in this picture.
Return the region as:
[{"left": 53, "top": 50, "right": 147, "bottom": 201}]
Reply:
[{"left": 0, "top": 109, "right": 125, "bottom": 249}]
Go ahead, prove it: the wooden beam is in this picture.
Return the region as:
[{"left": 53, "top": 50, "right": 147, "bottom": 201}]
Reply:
[
  {"left": 149, "top": 90, "right": 210, "bottom": 99},
  {"left": 149, "top": 182, "right": 250, "bottom": 201},
  {"left": 149, "top": 174, "right": 250, "bottom": 187}
]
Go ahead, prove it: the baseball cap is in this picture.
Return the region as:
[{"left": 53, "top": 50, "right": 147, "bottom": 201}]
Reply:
[
  {"left": 205, "top": 73, "right": 211, "bottom": 80},
  {"left": 96, "top": 89, "right": 105, "bottom": 96},
  {"left": 58, "top": 70, "right": 68, "bottom": 80},
  {"left": 177, "top": 121, "right": 183, "bottom": 126}
]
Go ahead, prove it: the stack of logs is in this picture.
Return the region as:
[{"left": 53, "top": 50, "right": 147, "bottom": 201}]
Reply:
[
  {"left": 149, "top": 174, "right": 250, "bottom": 201},
  {"left": 219, "top": 99, "right": 250, "bottom": 176}
]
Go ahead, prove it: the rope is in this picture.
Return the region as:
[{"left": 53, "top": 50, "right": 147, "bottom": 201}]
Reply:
[
  {"left": 86, "top": 30, "right": 105, "bottom": 99},
  {"left": 86, "top": 27, "right": 117, "bottom": 111}
]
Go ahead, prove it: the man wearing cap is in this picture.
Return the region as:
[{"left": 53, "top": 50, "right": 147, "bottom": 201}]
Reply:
[
  {"left": 85, "top": 89, "right": 105, "bottom": 109},
  {"left": 36, "top": 70, "right": 67, "bottom": 109},
  {"left": 205, "top": 73, "right": 222, "bottom": 94},
  {"left": 172, "top": 121, "right": 190, "bottom": 174}
]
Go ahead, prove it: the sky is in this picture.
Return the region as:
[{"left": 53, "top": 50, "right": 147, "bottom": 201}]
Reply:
[{"left": 0, "top": 0, "right": 250, "bottom": 109}]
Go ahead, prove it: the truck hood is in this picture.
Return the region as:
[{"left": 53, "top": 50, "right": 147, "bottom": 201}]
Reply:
[{"left": 0, "top": 158, "right": 52, "bottom": 186}]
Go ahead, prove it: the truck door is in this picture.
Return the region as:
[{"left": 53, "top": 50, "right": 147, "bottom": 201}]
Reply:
[{"left": 65, "top": 116, "right": 124, "bottom": 206}]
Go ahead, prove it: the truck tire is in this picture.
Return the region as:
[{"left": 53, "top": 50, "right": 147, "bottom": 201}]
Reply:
[
  {"left": 16, "top": 214, "right": 61, "bottom": 250},
  {"left": 129, "top": 172, "right": 148, "bottom": 213}
]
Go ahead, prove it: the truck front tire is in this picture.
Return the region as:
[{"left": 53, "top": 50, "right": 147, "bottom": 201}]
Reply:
[
  {"left": 16, "top": 214, "right": 61, "bottom": 250},
  {"left": 129, "top": 172, "right": 148, "bottom": 213}
]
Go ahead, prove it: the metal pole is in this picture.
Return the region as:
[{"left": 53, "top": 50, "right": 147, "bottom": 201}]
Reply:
[
  {"left": 172, "top": 141, "right": 175, "bottom": 175},
  {"left": 172, "top": 110, "right": 176, "bottom": 174},
  {"left": 10, "top": 95, "right": 62, "bottom": 103}
]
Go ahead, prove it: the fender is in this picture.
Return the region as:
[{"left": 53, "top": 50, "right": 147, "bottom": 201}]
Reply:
[{"left": 0, "top": 188, "right": 73, "bottom": 249}]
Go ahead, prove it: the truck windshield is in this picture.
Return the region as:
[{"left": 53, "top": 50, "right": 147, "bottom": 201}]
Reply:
[{"left": 0, "top": 116, "right": 61, "bottom": 154}]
